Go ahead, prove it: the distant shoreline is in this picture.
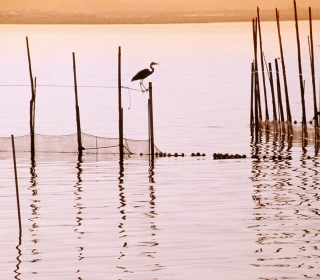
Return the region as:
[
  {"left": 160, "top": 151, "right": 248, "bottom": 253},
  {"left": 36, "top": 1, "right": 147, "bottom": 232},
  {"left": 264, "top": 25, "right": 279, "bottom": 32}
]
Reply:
[{"left": 1, "top": 9, "right": 320, "bottom": 24}]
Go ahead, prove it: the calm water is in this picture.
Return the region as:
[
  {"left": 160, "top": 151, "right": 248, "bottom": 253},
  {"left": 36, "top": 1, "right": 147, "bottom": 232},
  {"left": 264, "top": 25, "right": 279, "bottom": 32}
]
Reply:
[{"left": 0, "top": 21, "right": 320, "bottom": 279}]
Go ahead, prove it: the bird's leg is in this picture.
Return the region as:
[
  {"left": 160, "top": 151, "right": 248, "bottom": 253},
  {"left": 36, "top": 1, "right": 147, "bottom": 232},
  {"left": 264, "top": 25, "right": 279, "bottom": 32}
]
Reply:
[{"left": 141, "top": 81, "right": 148, "bottom": 92}]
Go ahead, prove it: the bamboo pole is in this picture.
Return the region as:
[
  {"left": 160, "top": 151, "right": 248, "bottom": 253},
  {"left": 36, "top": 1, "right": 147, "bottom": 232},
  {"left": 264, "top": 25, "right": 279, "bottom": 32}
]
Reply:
[
  {"left": 26, "top": 37, "right": 35, "bottom": 160},
  {"left": 275, "top": 59, "right": 284, "bottom": 124},
  {"left": 148, "top": 82, "right": 154, "bottom": 160},
  {"left": 268, "top": 63, "right": 277, "bottom": 121},
  {"left": 308, "top": 7, "right": 318, "bottom": 131},
  {"left": 257, "top": 7, "right": 269, "bottom": 121},
  {"left": 11, "top": 135, "right": 22, "bottom": 233},
  {"left": 276, "top": 9, "right": 292, "bottom": 123},
  {"left": 250, "top": 62, "right": 254, "bottom": 130},
  {"left": 293, "top": 0, "right": 307, "bottom": 126},
  {"left": 252, "top": 18, "right": 262, "bottom": 121},
  {"left": 118, "top": 46, "right": 124, "bottom": 159},
  {"left": 72, "top": 52, "right": 83, "bottom": 156}
]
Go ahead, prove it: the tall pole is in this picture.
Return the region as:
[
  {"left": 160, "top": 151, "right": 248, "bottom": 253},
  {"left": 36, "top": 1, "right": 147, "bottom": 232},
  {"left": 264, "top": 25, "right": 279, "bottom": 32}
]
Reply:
[
  {"left": 73, "top": 52, "right": 83, "bottom": 156},
  {"left": 26, "top": 37, "right": 35, "bottom": 160},
  {"left": 293, "top": 0, "right": 307, "bottom": 126},
  {"left": 257, "top": 7, "right": 269, "bottom": 121},
  {"left": 275, "top": 59, "right": 284, "bottom": 124},
  {"left": 276, "top": 9, "right": 292, "bottom": 123},
  {"left": 268, "top": 63, "right": 277, "bottom": 121},
  {"left": 252, "top": 18, "right": 262, "bottom": 120},
  {"left": 308, "top": 7, "right": 318, "bottom": 129},
  {"left": 148, "top": 82, "right": 154, "bottom": 160},
  {"left": 118, "top": 46, "right": 124, "bottom": 159}
]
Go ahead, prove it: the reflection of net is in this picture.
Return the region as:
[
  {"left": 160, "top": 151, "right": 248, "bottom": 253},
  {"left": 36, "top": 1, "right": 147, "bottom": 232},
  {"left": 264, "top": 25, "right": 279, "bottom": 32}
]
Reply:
[
  {"left": 0, "top": 132, "right": 161, "bottom": 154},
  {"left": 256, "top": 120, "right": 319, "bottom": 145}
]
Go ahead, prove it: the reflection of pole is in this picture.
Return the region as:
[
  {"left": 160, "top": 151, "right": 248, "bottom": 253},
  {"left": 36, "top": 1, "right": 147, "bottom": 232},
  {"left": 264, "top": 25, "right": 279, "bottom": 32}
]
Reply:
[
  {"left": 11, "top": 135, "right": 22, "bottom": 234},
  {"left": 73, "top": 52, "right": 83, "bottom": 156},
  {"left": 148, "top": 82, "right": 154, "bottom": 160},
  {"left": 118, "top": 46, "right": 124, "bottom": 160}
]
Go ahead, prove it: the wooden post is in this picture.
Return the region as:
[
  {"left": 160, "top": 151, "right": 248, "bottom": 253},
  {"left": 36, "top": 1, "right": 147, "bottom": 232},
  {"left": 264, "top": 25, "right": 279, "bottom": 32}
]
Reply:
[
  {"left": 293, "top": 0, "right": 307, "bottom": 126},
  {"left": 252, "top": 18, "right": 262, "bottom": 121},
  {"left": 118, "top": 46, "right": 124, "bottom": 159},
  {"left": 11, "top": 135, "right": 22, "bottom": 233},
  {"left": 257, "top": 7, "right": 269, "bottom": 121},
  {"left": 268, "top": 63, "right": 277, "bottom": 121},
  {"left": 73, "top": 52, "right": 83, "bottom": 156},
  {"left": 26, "top": 37, "right": 35, "bottom": 160},
  {"left": 276, "top": 9, "right": 292, "bottom": 123},
  {"left": 275, "top": 59, "right": 284, "bottom": 124},
  {"left": 250, "top": 62, "right": 254, "bottom": 130},
  {"left": 308, "top": 7, "right": 318, "bottom": 130},
  {"left": 148, "top": 82, "right": 154, "bottom": 160}
]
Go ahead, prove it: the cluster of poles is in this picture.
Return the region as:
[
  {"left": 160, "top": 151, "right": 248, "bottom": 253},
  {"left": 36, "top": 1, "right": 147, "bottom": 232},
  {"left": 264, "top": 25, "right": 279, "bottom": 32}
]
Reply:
[
  {"left": 11, "top": 41, "right": 157, "bottom": 233},
  {"left": 15, "top": 39, "right": 157, "bottom": 163},
  {"left": 250, "top": 1, "right": 319, "bottom": 149}
]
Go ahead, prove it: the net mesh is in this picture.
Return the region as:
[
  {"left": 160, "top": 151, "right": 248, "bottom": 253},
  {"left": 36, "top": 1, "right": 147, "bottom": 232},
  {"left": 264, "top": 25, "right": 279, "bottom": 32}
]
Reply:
[
  {"left": 254, "top": 120, "right": 320, "bottom": 145},
  {"left": 0, "top": 132, "right": 162, "bottom": 155}
]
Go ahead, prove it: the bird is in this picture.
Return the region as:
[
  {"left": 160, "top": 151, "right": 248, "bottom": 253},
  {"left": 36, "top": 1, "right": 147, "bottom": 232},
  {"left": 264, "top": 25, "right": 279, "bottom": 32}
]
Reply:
[{"left": 131, "top": 62, "right": 159, "bottom": 92}]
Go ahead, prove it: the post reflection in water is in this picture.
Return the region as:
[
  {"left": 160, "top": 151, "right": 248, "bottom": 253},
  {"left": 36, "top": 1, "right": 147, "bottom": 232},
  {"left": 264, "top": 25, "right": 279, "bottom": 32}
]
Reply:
[
  {"left": 250, "top": 133, "right": 320, "bottom": 279},
  {"left": 14, "top": 233, "right": 22, "bottom": 280},
  {"left": 116, "top": 158, "right": 163, "bottom": 277},
  {"left": 28, "top": 161, "right": 41, "bottom": 268},
  {"left": 117, "top": 158, "right": 127, "bottom": 263},
  {"left": 74, "top": 158, "right": 85, "bottom": 278}
]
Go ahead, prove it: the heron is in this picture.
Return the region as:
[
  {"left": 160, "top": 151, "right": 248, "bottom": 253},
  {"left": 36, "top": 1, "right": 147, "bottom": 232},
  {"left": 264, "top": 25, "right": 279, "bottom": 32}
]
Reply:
[{"left": 131, "top": 62, "right": 159, "bottom": 92}]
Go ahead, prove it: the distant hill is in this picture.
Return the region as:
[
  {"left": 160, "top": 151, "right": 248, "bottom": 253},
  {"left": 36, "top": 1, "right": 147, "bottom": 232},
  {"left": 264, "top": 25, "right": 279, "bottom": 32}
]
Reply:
[{"left": 0, "top": 0, "right": 319, "bottom": 24}]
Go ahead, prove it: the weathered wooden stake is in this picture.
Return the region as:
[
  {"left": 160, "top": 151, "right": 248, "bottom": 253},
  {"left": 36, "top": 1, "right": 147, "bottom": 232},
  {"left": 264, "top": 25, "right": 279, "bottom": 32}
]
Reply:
[
  {"left": 276, "top": 9, "right": 292, "bottom": 123},
  {"left": 268, "top": 63, "right": 277, "bottom": 121},
  {"left": 293, "top": 0, "right": 307, "bottom": 126},
  {"left": 118, "top": 46, "right": 124, "bottom": 159},
  {"left": 252, "top": 18, "right": 262, "bottom": 121},
  {"left": 11, "top": 135, "right": 22, "bottom": 233},
  {"left": 250, "top": 62, "right": 254, "bottom": 130},
  {"left": 275, "top": 59, "right": 284, "bottom": 124},
  {"left": 148, "top": 82, "right": 154, "bottom": 160},
  {"left": 73, "top": 52, "right": 83, "bottom": 156},
  {"left": 26, "top": 37, "right": 36, "bottom": 160},
  {"left": 257, "top": 7, "right": 269, "bottom": 121},
  {"left": 308, "top": 7, "right": 318, "bottom": 131}
]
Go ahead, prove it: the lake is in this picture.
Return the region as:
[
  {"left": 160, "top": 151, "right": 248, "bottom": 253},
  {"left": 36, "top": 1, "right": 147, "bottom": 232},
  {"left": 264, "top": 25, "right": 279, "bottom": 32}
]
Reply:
[{"left": 0, "top": 21, "right": 320, "bottom": 279}]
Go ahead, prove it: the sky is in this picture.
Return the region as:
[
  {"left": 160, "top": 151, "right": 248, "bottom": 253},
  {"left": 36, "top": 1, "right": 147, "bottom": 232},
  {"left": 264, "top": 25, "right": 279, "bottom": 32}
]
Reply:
[{"left": 1, "top": 0, "right": 320, "bottom": 13}]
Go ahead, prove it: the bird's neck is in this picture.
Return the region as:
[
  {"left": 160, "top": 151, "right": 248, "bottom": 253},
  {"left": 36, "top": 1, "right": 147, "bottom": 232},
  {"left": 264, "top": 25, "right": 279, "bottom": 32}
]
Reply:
[{"left": 150, "top": 65, "right": 155, "bottom": 73}]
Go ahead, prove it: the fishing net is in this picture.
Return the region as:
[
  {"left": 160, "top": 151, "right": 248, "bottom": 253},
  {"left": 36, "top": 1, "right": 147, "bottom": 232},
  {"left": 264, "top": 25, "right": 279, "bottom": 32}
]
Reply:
[
  {"left": 254, "top": 120, "right": 320, "bottom": 145},
  {"left": 0, "top": 132, "right": 161, "bottom": 155}
]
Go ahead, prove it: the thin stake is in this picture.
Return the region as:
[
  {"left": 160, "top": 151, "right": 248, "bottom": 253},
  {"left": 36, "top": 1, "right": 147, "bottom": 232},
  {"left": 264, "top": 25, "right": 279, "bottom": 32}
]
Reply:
[
  {"left": 252, "top": 18, "right": 262, "bottom": 120},
  {"left": 148, "top": 82, "right": 154, "bottom": 160},
  {"left": 250, "top": 62, "right": 254, "bottom": 129},
  {"left": 308, "top": 7, "right": 318, "bottom": 129},
  {"left": 11, "top": 135, "right": 22, "bottom": 233},
  {"left": 294, "top": 0, "right": 307, "bottom": 125},
  {"left": 275, "top": 59, "right": 284, "bottom": 124},
  {"left": 26, "top": 37, "right": 35, "bottom": 159},
  {"left": 257, "top": 7, "right": 269, "bottom": 120},
  {"left": 118, "top": 46, "right": 124, "bottom": 159},
  {"left": 276, "top": 9, "right": 292, "bottom": 123},
  {"left": 268, "top": 63, "right": 277, "bottom": 121},
  {"left": 73, "top": 52, "right": 83, "bottom": 156}
]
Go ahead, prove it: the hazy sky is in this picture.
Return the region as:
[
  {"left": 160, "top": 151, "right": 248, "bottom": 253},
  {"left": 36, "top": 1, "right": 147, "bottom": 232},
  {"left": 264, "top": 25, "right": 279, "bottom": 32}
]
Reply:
[{"left": 1, "top": 0, "right": 319, "bottom": 13}]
